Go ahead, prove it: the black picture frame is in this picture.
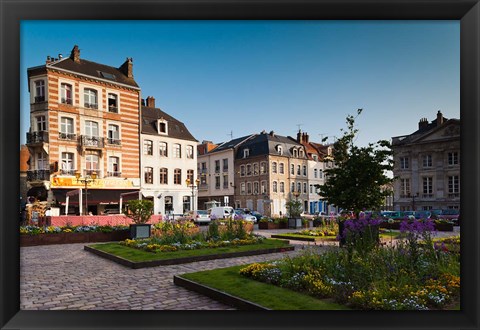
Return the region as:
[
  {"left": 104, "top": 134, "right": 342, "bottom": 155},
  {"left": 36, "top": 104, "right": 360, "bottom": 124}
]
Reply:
[{"left": 1, "top": 0, "right": 479, "bottom": 329}]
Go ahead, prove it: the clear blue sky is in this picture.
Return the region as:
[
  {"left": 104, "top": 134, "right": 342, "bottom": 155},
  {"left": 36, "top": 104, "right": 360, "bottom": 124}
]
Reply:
[{"left": 20, "top": 20, "right": 459, "bottom": 147}]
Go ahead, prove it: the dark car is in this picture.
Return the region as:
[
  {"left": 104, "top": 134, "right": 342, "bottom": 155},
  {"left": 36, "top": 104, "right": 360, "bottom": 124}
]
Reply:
[
  {"left": 438, "top": 209, "right": 460, "bottom": 224},
  {"left": 414, "top": 210, "right": 431, "bottom": 220},
  {"left": 250, "top": 211, "right": 263, "bottom": 222}
]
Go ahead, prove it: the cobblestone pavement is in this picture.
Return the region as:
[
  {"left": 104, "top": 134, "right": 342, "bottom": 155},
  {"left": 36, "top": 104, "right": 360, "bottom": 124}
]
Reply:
[
  {"left": 20, "top": 232, "right": 333, "bottom": 310},
  {"left": 20, "top": 226, "right": 459, "bottom": 310}
]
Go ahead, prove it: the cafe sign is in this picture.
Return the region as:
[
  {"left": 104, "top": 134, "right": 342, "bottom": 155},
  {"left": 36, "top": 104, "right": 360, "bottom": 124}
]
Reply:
[{"left": 51, "top": 176, "right": 134, "bottom": 188}]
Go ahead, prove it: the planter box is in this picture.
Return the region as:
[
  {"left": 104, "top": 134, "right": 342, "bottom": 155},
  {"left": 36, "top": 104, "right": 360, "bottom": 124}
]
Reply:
[
  {"left": 258, "top": 222, "right": 279, "bottom": 230},
  {"left": 130, "top": 224, "right": 152, "bottom": 239},
  {"left": 435, "top": 223, "right": 454, "bottom": 231},
  {"left": 288, "top": 218, "right": 302, "bottom": 229},
  {"left": 20, "top": 230, "right": 130, "bottom": 247},
  {"left": 277, "top": 221, "right": 288, "bottom": 229}
]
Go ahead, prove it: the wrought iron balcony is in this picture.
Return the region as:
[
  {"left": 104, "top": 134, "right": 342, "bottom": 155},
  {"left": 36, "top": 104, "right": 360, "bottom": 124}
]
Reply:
[
  {"left": 106, "top": 171, "right": 122, "bottom": 177},
  {"left": 106, "top": 138, "right": 121, "bottom": 146},
  {"left": 84, "top": 103, "right": 98, "bottom": 109},
  {"left": 60, "top": 169, "right": 76, "bottom": 176},
  {"left": 448, "top": 193, "right": 460, "bottom": 198},
  {"left": 81, "top": 135, "right": 104, "bottom": 148},
  {"left": 108, "top": 106, "right": 118, "bottom": 113},
  {"left": 34, "top": 96, "right": 45, "bottom": 103},
  {"left": 198, "top": 183, "right": 209, "bottom": 190},
  {"left": 83, "top": 169, "right": 102, "bottom": 178},
  {"left": 26, "top": 131, "right": 49, "bottom": 144},
  {"left": 58, "top": 132, "right": 77, "bottom": 141},
  {"left": 27, "top": 169, "right": 50, "bottom": 181}
]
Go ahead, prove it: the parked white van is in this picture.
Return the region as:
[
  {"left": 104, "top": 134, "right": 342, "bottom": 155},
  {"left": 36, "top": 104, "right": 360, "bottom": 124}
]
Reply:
[{"left": 208, "top": 206, "right": 234, "bottom": 219}]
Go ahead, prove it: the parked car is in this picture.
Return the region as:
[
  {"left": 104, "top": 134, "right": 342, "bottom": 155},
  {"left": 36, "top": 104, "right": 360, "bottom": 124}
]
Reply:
[
  {"left": 429, "top": 209, "right": 443, "bottom": 219},
  {"left": 403, "top": 211, "right": 416, "bottom": 220},
  {"left": 103, "top": 208, "right": 121, "bottom": 215},
  {"left": 250, "top": 211, "right": 263, "bottom": 222},
  {"left": 187, "top": 210, "right": 211, "bottom": 224},
  {"left": 438, "top": 209, "right": 460, "bottom": 224},
  {"left": 414, "top": 210, "right": 431, "bottom": 220},
  {"left": 208, "top": 206, "right": 235, "bottom": 219},
  {"left": 381, "top": 211, "right": 406, "bottom": 221},
  {"left": 234, "top": 209, "right": 257, "bottom": 222}
]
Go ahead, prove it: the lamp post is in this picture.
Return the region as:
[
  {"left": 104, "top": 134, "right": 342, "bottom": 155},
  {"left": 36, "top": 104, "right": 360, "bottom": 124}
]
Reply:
[
  {"left": 186, "top": 178, "right": 200, "bottom": 211},
  {"left": 75, "top": 170, "right": 97, "bottom": 215},
  {"left": 292, "top": 191, "right": 300, "bottom": 202},
  {"left": 410, "top": 192, "right": 419, "bottom": 211}
]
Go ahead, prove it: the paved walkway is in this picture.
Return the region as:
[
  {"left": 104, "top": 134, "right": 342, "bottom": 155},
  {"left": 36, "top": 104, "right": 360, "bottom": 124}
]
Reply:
[{"left": 20, "top": 226, "right": 459, "bottom": 310}]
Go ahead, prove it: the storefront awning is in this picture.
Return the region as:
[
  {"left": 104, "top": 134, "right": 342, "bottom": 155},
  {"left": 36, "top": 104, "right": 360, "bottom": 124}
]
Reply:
[{"left": 52, "top": 188, "right": 140, "bottom": 205}]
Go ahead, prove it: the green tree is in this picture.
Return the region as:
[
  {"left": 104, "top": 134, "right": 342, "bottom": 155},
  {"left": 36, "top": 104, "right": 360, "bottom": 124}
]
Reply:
[
  {"left": 316, "top": 109, "right": 393, "bottom": 218},
  {"left": 126, "top": 199, "right": 154, "bottom": 224},
  {"left": 286, "top": 200, "right": 303, "bottom": 218}
]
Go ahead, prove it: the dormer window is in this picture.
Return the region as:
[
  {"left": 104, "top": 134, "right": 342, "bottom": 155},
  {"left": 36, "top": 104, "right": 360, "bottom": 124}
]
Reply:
[
  {"left": 157, "top": 119, "right": 168, "bottom": 135},
  {"left": 292, "top": 149, "right": 298, "bottom": 158},
  {"left": 243, "top": 148, "right": 250, "bottom": 158},
  {"left": 277, "top": 145, "right": 283, "bottom": 155},
  {"left": 299, "top": 149, "right": 304, "bottom": 158}
]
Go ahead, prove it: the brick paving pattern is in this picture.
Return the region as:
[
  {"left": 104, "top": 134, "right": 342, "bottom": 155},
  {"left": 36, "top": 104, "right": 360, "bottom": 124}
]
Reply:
[{"left": 20, "top": 227, "right": 458, "bottom": 310}]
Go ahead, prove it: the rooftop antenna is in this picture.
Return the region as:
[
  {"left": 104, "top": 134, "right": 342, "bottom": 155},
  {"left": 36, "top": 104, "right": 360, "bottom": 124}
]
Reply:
[
  {"left": 227, "top": 130, "right": 233, "bottom": 140},
  {"left": 296, "top": 123, "right": 303, "bottom": 132},
  {"left": 318, "top": 133, "right": 327, "bottom": 142}
]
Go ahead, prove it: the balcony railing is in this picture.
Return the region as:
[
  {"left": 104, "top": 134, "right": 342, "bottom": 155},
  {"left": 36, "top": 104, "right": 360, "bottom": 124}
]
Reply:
[
  {"left": 199, "top": 168, "right": 208, "bottom": 174},
  {"left": 60, "top": 169, "right": 76, "bottom": 176},
  {"left": 84, "top": 169, "right": 102, "bottom": 178},
  {"left": 27, "top": 169, "right": 50, "bottom": 181},
  {"left": 84, "top": 103, "right": 98, "bottom": 109},
  {"left": 106, "top": 171, "right": 122, "bottom": 177},
  {"left": 448, "top": 193, "right": 460, "bottom": 198},
  {"left": 106, "top": 138, "right": 121, "bottom": 146},
  {"left": 81, "top": 135, "right": 104, "bottom": 148},
  {"left": 61, "top": 97, "right": 72, "bottom": 105},
  {"left": 108, "top": 106, "right": 118, "bottom": 113},
  {"left": 422, "top": 194, "right": 434, "bottom": 198},
  {"left": 26, "top": 131, "right": 49, "bottom": 144},
  {"left": 58, "top": 132, "right": 77, "bottom": 141},
  {"left": 34, "top": 96, "right": 45, "bottom": 103},
  {"left": 198, "top": 183, "right": 208, "bottom": 190}
]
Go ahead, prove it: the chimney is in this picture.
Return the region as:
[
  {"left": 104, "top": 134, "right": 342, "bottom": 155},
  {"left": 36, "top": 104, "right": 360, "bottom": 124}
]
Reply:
[
  {"left": 146, "top": 96, "right": 155, "bottom": 108},
  {"left": 297, "top": 130, "right": 302, "bottom": 142},
  {"left": 119, "top": 57, "right": 134, "bottom": 78},
  {"left": 58, "top": 54, "right": 63, "bottom": 59},
  {"left": 436, "top": 110, "right": 444, "bottom": 126},
  {"left": 141, "top": 99, "right": 145, "bottom": 106},
  {"left": 418, "top": 117, "right": 429, "bottom": 130},
  {"left": 269, "top": 131, "right": 275, "bottom": 137},
  {"left": 46, "top": 55, "right": 52, "bottom": 64},
  {"left": 304, "top": 132, "right": 309, "bottom": 143},
  {"left": 70, "top": 45, "right": 80, "bottom": 63}
]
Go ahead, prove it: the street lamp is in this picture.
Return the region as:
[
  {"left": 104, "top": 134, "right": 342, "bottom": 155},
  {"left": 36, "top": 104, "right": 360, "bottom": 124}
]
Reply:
[
  {"left": 75, "top": 170, "right": 97, "bottom": 215},
  {"left": 409, "top": 192, "right": 419, "bottom": 211},
  {"left": 292, "top": 191, "right": 300, "bottom": 201},
  {"left": 186, "top": 178, "right": 200, "bottom": 211}
]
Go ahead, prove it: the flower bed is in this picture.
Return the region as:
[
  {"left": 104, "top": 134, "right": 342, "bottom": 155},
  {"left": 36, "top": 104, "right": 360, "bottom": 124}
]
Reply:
[
  {"left": 20, "top": 225, "right": 129, "bottom": 246},
  {"left": 239, "top": 219, "right": 460, "bottom": 310},
  {"left": 85, "top": 219, "right": 294, "bottom": 267}
]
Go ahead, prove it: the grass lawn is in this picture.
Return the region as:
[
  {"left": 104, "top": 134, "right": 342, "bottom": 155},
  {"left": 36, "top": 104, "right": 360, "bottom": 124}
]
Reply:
[
  {"left": 180, "top": 264, "right": 350, "bottom": 310},
  {"left": 89, "top": 239, "right": 291, "bottom": 263}
]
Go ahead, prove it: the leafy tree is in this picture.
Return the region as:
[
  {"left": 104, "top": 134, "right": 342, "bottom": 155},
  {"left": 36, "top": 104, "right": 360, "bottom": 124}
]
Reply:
[
  {"left": 316, "top": 109, "right": 393, "bottom": 218},
  {"left": 126, "top": 199, "right": 154, "bottom": 224},
  {"left": 286, "top": 200, "right": 303, "bottom": 218}
]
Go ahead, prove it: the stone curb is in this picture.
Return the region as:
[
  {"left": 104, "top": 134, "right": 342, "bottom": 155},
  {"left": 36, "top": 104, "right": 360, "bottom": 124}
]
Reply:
[
  {"left": 173, "top": 275, "right": 270, "bottom": 310},
  {"left": 84, "top": 244, "right": 295, "bottom": 269}
]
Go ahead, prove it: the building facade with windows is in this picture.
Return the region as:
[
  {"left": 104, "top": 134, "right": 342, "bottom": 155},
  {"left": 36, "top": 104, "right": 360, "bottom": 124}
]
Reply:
[
  {"left": 26, "top": 45, "right": 141, "bottom": 215},
  {"left": 140, "top": 97, "right": 198, "bottom": 216},
  {"left": 233, "top": 130, "right": 308, "bottom": 217},
  {"left": 392, "top": 111, "right": 460, "bottom": 211},
  {"left": 197, "top": 136, "right": 255, "bottom": 210}
]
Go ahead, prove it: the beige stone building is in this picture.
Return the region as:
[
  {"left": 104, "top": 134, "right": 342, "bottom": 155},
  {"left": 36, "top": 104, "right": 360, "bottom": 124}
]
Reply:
[{"left": 392, "top": 111, "right": 460, "bottom": 211}]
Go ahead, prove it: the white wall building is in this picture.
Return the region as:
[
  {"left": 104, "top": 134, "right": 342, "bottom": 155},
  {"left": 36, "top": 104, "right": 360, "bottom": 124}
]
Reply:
[{"left": 140, "top": 97, "right": 198, "bottom": 216}]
